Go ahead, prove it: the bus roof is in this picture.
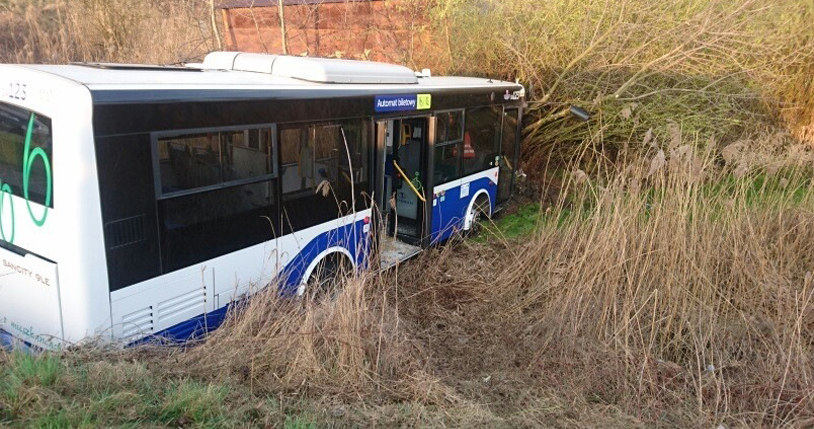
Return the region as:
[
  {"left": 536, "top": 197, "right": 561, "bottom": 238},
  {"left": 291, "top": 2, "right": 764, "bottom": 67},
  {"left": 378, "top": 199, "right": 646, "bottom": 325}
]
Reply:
[
  {"left": 8, "top": 64, "right": 519, "bottom": 93},
  {"left": 5, "top": 53, "right": 524, "bottom": 105}
]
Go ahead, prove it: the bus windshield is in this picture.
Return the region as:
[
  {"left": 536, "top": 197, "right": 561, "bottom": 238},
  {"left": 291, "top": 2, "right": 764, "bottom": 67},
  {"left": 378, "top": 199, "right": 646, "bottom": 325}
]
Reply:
[{"left": 0, "top": 102, "right": 53, "bottom": 208}]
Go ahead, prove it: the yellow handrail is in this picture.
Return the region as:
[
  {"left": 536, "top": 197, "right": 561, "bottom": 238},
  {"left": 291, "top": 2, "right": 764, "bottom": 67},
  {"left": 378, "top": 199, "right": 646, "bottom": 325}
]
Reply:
[{"left": 392, "top": 160, "right": 427, "bottom": 203}]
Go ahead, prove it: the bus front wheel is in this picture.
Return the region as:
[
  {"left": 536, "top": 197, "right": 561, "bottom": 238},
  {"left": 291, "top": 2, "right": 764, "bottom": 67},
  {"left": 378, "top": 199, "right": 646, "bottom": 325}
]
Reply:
[{"left": 465, "top": 194, "right": 491, "bottom": 234}]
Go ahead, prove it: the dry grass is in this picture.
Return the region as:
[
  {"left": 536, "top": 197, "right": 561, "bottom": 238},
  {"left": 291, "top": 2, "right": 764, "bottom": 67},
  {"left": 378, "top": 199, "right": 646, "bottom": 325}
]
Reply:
[
  {"left": 175, "top": 273, "right": 450, "bottom": 405},
  {"left": 3, "top": 150, "right": 814, "bottom": 426}
]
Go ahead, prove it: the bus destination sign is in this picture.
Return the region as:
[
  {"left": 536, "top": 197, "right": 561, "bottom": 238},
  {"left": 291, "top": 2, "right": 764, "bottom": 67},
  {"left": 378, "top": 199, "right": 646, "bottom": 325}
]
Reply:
[{"left": 374, "top": 94, "right": 431, "bottom": 113}]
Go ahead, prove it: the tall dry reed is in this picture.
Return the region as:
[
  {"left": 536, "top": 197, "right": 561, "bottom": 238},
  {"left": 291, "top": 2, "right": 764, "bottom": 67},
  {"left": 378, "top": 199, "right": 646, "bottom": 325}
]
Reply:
[{"left": 489, "top": 141, "right": 814, "bottom": 425}]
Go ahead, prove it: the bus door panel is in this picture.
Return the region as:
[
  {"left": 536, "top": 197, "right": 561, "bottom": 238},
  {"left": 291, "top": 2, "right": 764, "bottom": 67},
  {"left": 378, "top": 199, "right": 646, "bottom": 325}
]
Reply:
[
  {"left": 497, "top": 107, "right": 520, "bottom": 204},
  {"left": 383, "top": 120, "right": 395, "bottom": 227},
  {"left": 394, "top": 121, "right": 420, "bottom": 221},
  {"left": 375, "top": 117, "right": 429, "bottom": 245},
  {"left": 431, "top": 178, "right": 463, "bottom": 243},
  {"left": 392, "top": 117, "right": 427, "bottom": 243}
]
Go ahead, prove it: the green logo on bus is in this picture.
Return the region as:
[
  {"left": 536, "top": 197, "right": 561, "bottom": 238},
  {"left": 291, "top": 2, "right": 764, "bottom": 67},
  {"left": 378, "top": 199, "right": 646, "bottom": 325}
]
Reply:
[{"left": 0, "top": 113, "right": 52, "bottom": 244}]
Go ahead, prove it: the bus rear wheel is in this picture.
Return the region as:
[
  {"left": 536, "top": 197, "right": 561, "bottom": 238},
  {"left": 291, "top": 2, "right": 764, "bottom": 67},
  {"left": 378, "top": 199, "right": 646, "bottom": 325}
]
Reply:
[{"left": 302, "top": 253, "right": 353, "bottom": 300}]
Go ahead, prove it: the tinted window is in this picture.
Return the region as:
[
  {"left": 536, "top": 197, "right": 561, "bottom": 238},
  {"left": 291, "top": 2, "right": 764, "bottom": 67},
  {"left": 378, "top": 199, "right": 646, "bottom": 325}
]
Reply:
[
  {"left": 435, "top": 110, "right": 463, "bottom": 144},
  {"left": 501, "top": 108, "right": 519, "bottom": 157},
  {"left": 433, "top": 143, "right": 460, "bottom": 184},
  {"left": 96, "top": 133, "right": 161, "bottom": 291},
  {"left": 223, "top": 128, "right": 272, "bottom": 182},
  {"left": 159, "top": 182, "right": 278, "bottom": 271},
  {"left": 281, "top": 119, "right": 370, "bottom": 233},
  {"left": 280, "top": 127, "right": 304, "bottom": 167},
  {"left": 157, "top": 127, "right": 273, "bottom": 195},
  {"left": 498, "top": 108, "right": 520, "bottom": 204},
  {"left": 155, "top": 125, "right": 278, "bottom": 272},
  {"left": 158, "top": 132, "right": 221, "bottom": 192},
  {"left": 432, "top": 110, "right": 464, "bottom": 186},
  {"left": 0, "top": 103, "right": 52, "bottom": 207},
  {"left": 463, "top": 106, "right": 500, "bottom": 176}
]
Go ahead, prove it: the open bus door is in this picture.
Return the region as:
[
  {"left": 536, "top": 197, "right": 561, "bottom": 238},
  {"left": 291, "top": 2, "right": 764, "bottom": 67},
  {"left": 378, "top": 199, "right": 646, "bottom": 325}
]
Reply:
[{"left": 374, "top": 116, "right": 433, "bottom": 268}]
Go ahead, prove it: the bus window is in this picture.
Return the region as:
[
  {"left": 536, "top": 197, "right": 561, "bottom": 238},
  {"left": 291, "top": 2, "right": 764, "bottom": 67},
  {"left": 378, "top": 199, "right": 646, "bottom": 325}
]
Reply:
[
  {"left": 158, "top": 127, "right": 274, "bottom": 196},
  {"left": 158, "top": 132, "right": 221, "bottom": 193},
  {"left": 335, "top": 119, "right": 370, "bottom": 208},
  {"left": 281, "top": 119, "right": 370, "bottom": 233},
  {"left": 462, "top": 106, "right": 500, "bottom": 176},
  {"left": 154, "top": 125, "right": 278, "bottom": 271},
  {"left": 0, "top": 103, "right": 52, "bottom": 208},
  {"left": 434, "top": 144, "right": 460, "bottom": 184},
  {"left": 314, "top": 124, "right": 341, "bottom": 186},
  {"left": 433, "top": 110, "right": 463, "bottom": 185},
  {"left": 160, "top": 181, "right": 278, "bottom": 271},
  {"left": 497, "top": 108, "right": 519, "bottom": 203},
  {"left": 435, "top": 110, "right": 463, "bottom": 144},
  {"left": 222, "top": 128, "right": 272, "bottom": 182},
  {"left": 280, "top": 127, "right": 309, "bottom": 193}
]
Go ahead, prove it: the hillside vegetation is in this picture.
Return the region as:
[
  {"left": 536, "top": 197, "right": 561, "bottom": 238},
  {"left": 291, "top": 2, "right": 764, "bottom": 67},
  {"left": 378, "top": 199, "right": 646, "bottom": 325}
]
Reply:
[{"left": 2, "top": 0, "right": 814, "bottom": 427}]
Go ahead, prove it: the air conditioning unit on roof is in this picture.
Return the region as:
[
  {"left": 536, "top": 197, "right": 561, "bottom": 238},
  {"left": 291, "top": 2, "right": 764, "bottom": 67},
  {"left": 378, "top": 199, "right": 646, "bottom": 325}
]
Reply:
[{"left": 197, "top": 51, "right": 419, "bottom": 85}]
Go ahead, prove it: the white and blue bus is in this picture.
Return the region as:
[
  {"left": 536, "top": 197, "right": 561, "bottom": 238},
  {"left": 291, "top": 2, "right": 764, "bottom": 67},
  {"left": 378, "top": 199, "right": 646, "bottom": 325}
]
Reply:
[{"left": 0, "top": 52, "right": 524, "bottom": 350}]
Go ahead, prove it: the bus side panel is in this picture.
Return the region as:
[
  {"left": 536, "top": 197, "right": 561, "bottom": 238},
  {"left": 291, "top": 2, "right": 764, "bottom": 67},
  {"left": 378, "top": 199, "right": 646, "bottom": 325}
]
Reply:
[
  {"left": 109, "top": 209, "right": 371, "bottom": 343},
  {"left": 431, "top": 167, "right": 498, "bottom": 243}
]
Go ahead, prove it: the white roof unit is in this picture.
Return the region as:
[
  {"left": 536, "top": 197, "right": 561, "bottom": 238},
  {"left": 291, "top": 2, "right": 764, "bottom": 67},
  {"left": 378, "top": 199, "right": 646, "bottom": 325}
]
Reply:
[{"left": 198, "top": 51, "right": 419, "bottom": 84}]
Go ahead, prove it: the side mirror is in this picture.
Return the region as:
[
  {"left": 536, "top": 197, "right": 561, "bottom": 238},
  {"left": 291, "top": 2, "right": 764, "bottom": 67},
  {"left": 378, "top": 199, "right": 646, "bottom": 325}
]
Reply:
[{"left": 569, "top": 105, "right": 591, "bottom": 122}]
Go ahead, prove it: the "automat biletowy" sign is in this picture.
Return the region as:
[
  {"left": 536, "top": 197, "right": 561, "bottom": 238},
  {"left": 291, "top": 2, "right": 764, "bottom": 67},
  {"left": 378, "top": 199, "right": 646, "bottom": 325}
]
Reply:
[{"left": 374, "top": 94, "right": 432, "bottom": 113}]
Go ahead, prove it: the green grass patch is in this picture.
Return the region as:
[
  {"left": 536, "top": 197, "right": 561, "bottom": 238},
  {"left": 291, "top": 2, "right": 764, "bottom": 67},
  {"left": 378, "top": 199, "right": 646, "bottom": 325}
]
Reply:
[
  {"left": 706, "top": 171, "right": 813, "bottom": 206},
  {"left": 0, "top": 351, "right": 277, "bottom": 428},
  {"left": 475, "top": 202, "right": 543, "bottom": 242},
  {"left": 284, "top": 414, "right": 320, "bottom": 429},
  {"left": 156, "top": 380, "right": 230, "bottom": 427}
]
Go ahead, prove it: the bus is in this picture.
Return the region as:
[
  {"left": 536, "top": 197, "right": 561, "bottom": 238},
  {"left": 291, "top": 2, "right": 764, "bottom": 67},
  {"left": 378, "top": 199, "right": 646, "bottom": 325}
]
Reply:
[{"left": 0, "top": 52, "right": 525, "bottom": 350}]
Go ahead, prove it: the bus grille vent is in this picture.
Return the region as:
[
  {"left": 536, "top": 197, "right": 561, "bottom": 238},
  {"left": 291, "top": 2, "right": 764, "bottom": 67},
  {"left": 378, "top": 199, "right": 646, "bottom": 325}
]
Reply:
[
  {"left": 121, "top": 306, "right": 154, "bottom": 340},
  {"left": 157, "top": 288, "right": 206, "bottom": 324},
  {"left": 105, "top": 215, "right": 146, "bottom": 250}
]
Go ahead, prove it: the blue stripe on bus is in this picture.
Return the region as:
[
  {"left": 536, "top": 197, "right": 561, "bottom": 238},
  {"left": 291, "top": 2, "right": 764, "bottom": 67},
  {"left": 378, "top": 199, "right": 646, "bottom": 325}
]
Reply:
[
  {"left": 431, "top": 176, "right": 497, "bottom": 243},
  {"left": 0, "top": 328, "right": 38, "bottom": 353},
  {"left": 276, "top": 217, "right": 370, "bottom": 295},
  {"left": 128, "top": 305, "right": 231, "bottom": 346},
  {"left": 0, "top": 328, "right": 16, "bottom": 351}
]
